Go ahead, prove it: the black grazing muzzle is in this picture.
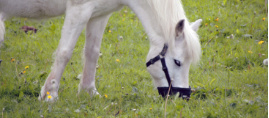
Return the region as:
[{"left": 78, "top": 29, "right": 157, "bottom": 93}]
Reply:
[{"left": 146, "top": 44, "right": 191, "bottom": 101}]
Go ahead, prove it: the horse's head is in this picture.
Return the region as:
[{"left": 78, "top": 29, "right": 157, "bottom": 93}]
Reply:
[{"left": 146, "top": 19, "right": 202, "bottom": 99}]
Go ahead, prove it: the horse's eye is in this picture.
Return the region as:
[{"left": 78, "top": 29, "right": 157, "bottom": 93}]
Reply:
[{"left": 174, "top": 59, "right": 181, "bottom": 66}]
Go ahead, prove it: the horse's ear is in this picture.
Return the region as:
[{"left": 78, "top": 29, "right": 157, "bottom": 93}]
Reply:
[
  {"left": 175, "top": 19, "right": 185, "bottom": 36},
  {"left": 191, "top": 19, "right": 202, "bottom": 32}
]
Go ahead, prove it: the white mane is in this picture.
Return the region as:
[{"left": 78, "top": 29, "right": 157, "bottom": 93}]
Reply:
[{"left": 146, "top": 0, "right": 201, "bottom": 63}]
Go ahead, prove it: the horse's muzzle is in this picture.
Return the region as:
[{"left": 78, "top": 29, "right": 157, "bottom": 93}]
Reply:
[{"left": 157, "top": 86, "right": 192, "bottom": 101}]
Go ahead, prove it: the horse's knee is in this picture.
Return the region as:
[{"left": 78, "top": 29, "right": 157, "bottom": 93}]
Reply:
[
  {"left": 84, "top": 44, "right": 100, "bottom": 59},
  {"left": 56, "top": 48, "right": 73, "bottom": 62}
]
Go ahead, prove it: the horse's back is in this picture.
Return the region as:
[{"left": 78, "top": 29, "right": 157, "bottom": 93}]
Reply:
[{"left": 0, "top": 0, "right": 66, "bottom": 19}]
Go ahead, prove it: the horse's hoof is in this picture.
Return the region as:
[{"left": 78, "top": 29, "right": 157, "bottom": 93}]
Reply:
[
  {"left": 91, "top": 88, "right": 101, "bottom": 97},
  {"left": 263, "top": 58, "right": 268, "bottom": 65},
  {"left": 38, "top": 79, "right": 59, "bottom": 102},
  {"left": 78, "top": 83, "right": 100, "bottom": 97},
  {"left": 38, "top": 89, "right": 59, "bottom": 102}
]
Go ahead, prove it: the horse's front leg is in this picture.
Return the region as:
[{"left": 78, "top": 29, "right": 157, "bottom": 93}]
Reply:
[
  {"left": 0, "top": 14, "right": 5, "bottom": 44},
  {"left": 78, "top": 14, "right": 111, "bottom": 96},
  {"left": 39, "top": 3, "right": 93, "bottom": 101}
]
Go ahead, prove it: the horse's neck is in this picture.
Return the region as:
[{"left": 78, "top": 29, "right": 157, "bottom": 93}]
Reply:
[{"left": 126, "top": 0, "right": 165, "bottom": 48}]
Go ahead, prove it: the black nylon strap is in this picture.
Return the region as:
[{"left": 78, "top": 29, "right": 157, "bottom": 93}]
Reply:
[
  {"left": 160, "top": 58, "right": 172, "bottom": 88},
  {"left": 146, "top": 44, "right": 168, "bottom": 67},
  {"left": 146, "top": 55, "right": 160, "bottom": 67},
  {"left": 160, "top": 44, "right": 168, "bottom": 56}
]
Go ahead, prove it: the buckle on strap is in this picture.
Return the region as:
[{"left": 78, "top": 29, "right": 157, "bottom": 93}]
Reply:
[
  {"left": 146, "top": 43, "right": 168, "bottom": 67},
  {"left": 150, "top": 59, "right": 154, "bottom": 63},
  {"left": 146, "top": 55, "right": 160, "bottom": 67},
  {"left": 160, "top": 43, "right": 168, "bottom": 56}
]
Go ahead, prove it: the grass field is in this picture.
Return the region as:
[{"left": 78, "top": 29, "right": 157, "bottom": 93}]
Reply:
[{"left": 0, "top": 0, "right": 268, "bottom": 117}]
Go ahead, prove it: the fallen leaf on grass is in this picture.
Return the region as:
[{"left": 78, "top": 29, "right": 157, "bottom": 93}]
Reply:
[{"left": 21, "top": 26, "right": 37, "bottom": 34}]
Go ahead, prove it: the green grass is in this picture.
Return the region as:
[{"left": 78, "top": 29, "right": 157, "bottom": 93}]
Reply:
[{"left": 0, "top": 0, "right": 268, "bottom": 117}]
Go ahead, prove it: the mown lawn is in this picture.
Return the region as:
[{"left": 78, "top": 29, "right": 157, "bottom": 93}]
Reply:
[{"left": 0, "top": 0, "right": 268, "bottom": 117}]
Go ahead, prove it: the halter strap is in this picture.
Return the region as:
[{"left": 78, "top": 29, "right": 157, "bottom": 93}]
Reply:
[
  {"left": 146, "top": 44, "right": 172, "bottom": 87},
  {"left": 146, "top": 44, "right": 191, "bottom": 100},
  {"left": 146, "top": 44, "right": 168, "bottom": 67},
  {"left": 160, "top": 57, "right": 172, "bottom": 88},
  {"left": 146, "top": 55, "right": 160, "bottom": 67}
]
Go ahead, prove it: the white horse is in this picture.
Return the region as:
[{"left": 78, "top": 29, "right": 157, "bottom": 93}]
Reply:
[{"left": 0, "top": 0, "right": 202, "bottom": 101}]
